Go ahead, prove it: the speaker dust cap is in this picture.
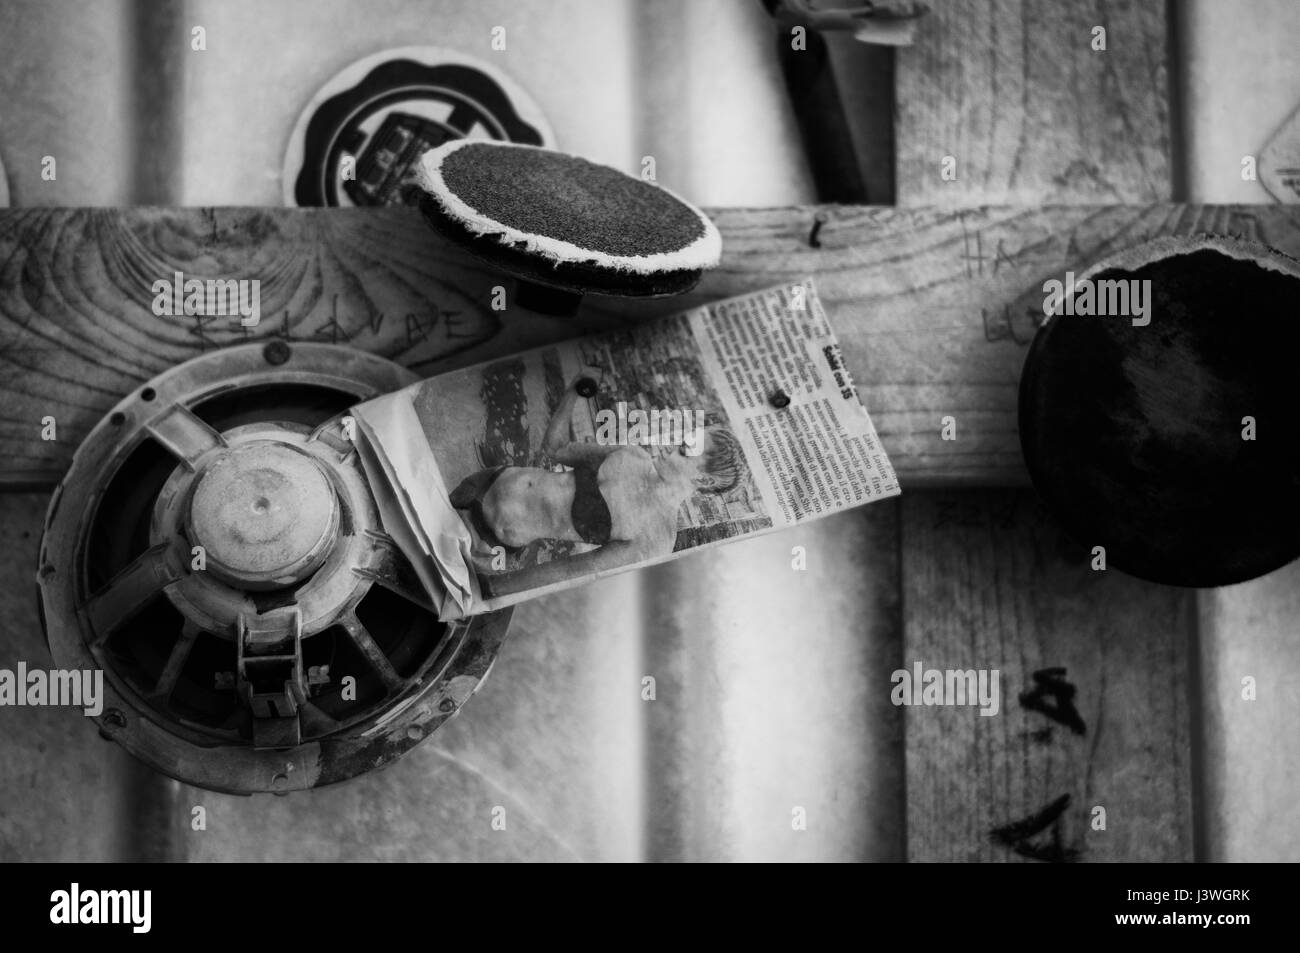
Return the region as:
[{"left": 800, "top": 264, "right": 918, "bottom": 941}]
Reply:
[
  {"left": 1019, "top": 234, "right": 1300, "bottom": 588},
  {"left": 188, "top": 441, "right": 340, "bottom": 590}
]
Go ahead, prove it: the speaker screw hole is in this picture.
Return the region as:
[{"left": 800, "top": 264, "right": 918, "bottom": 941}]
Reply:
[{"left": 263, "top": 341, "right": 291, "bottom": 366}]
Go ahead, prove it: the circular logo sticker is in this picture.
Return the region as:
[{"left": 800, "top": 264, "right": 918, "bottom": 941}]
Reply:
[{"left": 284, "top": 47, "right": 554, "bottom": 207}]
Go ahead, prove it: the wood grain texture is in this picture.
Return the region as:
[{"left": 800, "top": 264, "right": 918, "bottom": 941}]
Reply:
[
  {"left": 4, "top": 204, "right": 1297, "bottom": 490},
  {"left": 901, "top": 492, "right": 1195, "bottom": 861},
  {"left": 895, "top": 0, "right": 1193, "bottom": 862},
  {"left": 895, "top": 0, "right": 1171, "bottom": 205}
]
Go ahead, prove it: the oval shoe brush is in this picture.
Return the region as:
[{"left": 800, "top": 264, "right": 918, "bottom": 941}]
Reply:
[{"left": 414, "top": 140, "right": 722, "bottom": 312}]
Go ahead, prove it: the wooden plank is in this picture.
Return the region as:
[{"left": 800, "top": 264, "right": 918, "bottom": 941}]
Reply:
[
  {"left": 901, "top": 492, "right": 1195, "bottom": 861},
  {"left": 4, "top": 204, "right": 1297, "bottom": 490},
  {"left": 895, "top": 1, "right": 1193, "bottom": 862},
  {"left": 895, "top": 0, "right": 1171, "bottom": 205}
]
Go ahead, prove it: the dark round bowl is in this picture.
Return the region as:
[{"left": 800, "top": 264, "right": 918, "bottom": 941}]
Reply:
[{"left": 1019, "top": 235, "right": 1300, "bottom": 587}]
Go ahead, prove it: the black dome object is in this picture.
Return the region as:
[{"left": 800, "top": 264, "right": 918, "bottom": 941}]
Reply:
[
  {"left": 415, "top": 140, "right": 722, "bottom": 298},
  {"left": 1019, "top": 235, "right": 1300, "bottom": 588}
]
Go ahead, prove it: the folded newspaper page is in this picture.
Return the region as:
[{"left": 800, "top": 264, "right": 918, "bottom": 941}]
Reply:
[{"left": 352, "top": 279, "right": 900, "bottom": 620}]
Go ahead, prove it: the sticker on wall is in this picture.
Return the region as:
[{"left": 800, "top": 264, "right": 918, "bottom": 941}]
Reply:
[{"left": 284, "top": 47, "right": 554, "bottom": 207}]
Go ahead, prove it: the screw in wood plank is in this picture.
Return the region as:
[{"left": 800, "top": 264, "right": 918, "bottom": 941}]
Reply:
[{"left": 808, "top": 213, "right": 827, "bottom": 248}]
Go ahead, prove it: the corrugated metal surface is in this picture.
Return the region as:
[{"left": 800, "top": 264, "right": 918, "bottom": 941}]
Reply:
[
  {"left": 0, "top": 0, "right": 904, "bottom": 863},
  {"left": 2, "top": 0, "right": 1298, "bottom": 863},
  {"left": 1182, "top": 0, "right": 1300, "bottom": 861}
]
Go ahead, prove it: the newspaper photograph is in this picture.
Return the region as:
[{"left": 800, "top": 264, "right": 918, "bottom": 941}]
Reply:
[{"left": 352, "top": 279, "right": 900, "bottom": 620}]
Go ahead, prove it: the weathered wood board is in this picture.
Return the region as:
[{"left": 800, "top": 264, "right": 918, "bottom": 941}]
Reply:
[
  {"left": 895, "top": 0, "right": 1171, "bottom": 206},
  {"left": 901, "top": 491, "right": 1195, "bottom": 861},
  {"left": 3, "top": 204, "right": 1296, "bottom": 490}
]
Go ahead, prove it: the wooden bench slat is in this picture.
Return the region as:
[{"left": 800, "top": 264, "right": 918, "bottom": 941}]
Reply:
[{"left": 3, "top": 204, "right": 1295, "bottom": 490}]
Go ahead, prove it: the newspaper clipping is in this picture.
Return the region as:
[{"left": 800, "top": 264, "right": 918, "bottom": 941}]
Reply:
[{"left": 352, "top": 279, "right": 900, "bottom": 620}]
